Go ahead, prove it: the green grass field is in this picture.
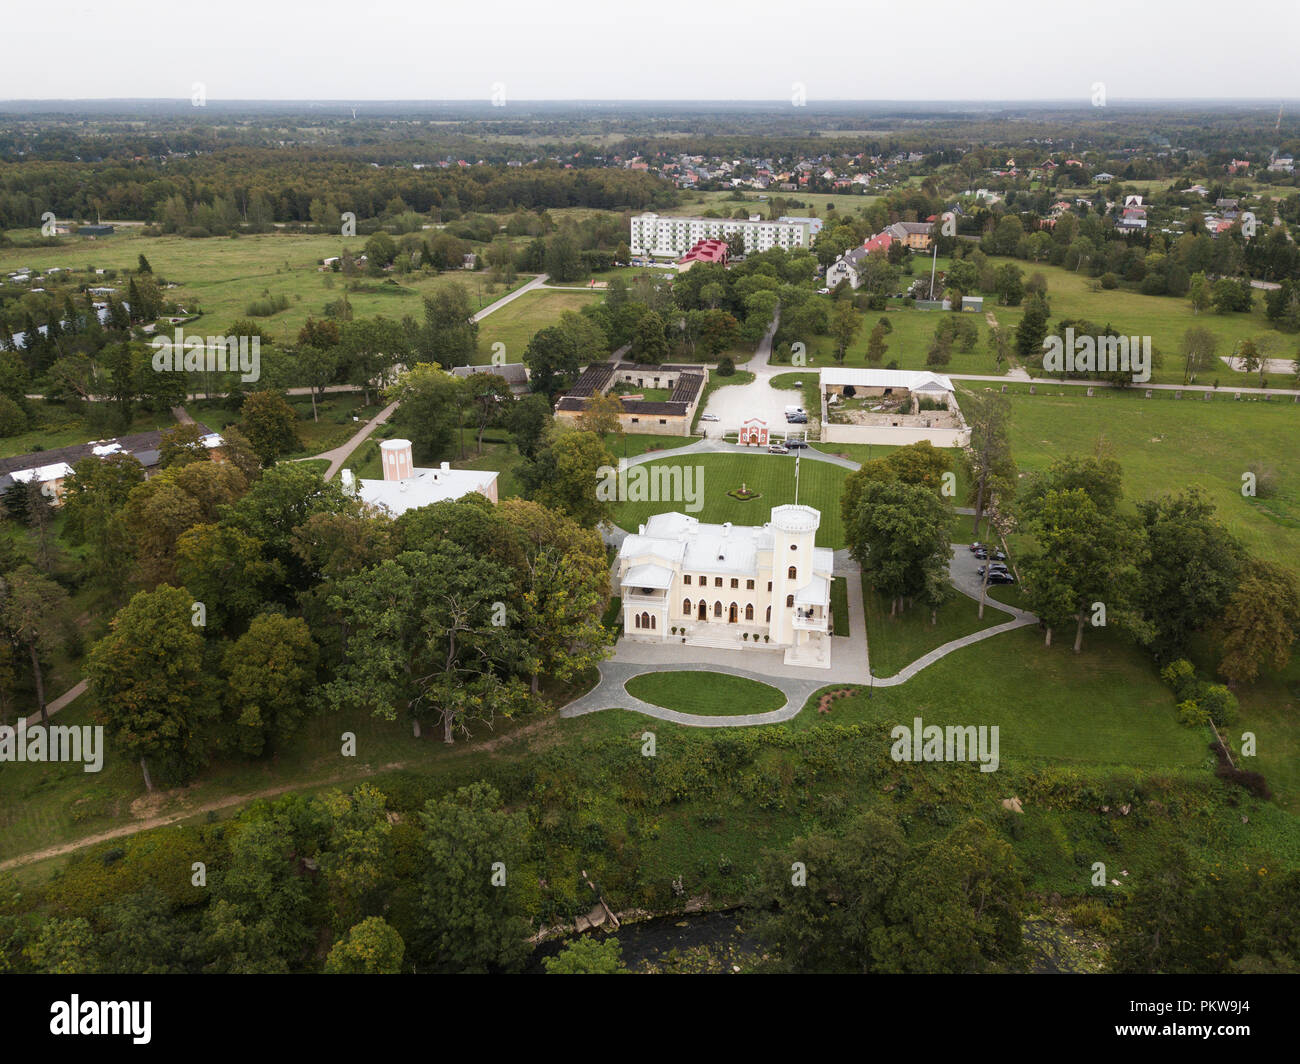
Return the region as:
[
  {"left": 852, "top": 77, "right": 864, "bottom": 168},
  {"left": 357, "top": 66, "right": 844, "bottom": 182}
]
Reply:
[
  {"left": 473, "top": 289, "right": 604, "bottom": 364},
  {"left": 863, "top": 578, "right": 1013, "bottom": 678},
  {"left": 0, "top": 230, "right": 532, "bottom": 346},
  {"left": 611, "top": 452, "right": 849, "bottom": 547},
  {"left": 805, "top": 623, "right": 1206, "bottom": 768},
  {"left": 987, "top": 385, "right": 1300, "bottom": 576},
  {"left": 624, "top": 671, "right": 786, "bottom": 716}
]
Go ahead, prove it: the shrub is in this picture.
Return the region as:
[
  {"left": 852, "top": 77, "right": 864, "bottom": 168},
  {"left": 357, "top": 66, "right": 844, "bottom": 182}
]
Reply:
[
  {"left": 0, "top": 395, "right": 28, "bottom": 437},
  {"left": 1199, "top": 684, "right": 1238, "bottom": 727},
  {"left": 717, "top": 356, "right": 735, "bottom": 377},
  {"left": 1099, "top": 272, "right": 1119, "bottom": 290},
  {"left": 1160, "top": 659, "right": 1198, "bottom": 702}
]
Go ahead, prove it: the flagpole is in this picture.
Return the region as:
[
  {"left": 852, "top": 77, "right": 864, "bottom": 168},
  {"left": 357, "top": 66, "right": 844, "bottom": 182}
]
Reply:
[{"left": 794, "top": 452, "right": 800, "bottom": 505}]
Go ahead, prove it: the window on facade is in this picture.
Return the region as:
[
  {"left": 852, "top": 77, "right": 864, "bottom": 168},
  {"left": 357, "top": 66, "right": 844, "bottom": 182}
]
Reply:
[
  {"left": 767, "top": 581, "right": 772, "bottom": 591},
  {"left": 745, "top": 604, "right": 754, "bottom": 620},
  {"left": 788, "top": 566, "right": 797, "bottom": 580},
  {"left": 730, "top": 579, "right": 738, "bottom": 589},
  {"left": 683, "top": 599, "right": 691, "bottom": 615},
  {"left": 786, "top": 595, "right": 794, "bottom": 607},
  {"left": 714, "top": 601, "right": 722, "bottom": 617},
  {"left": 766, "top": 605, "right": 772, "bottom": 622},
  {"left": 714, "top": 577, "right": 722, "bottom": 587},
  {"left": 746, "top": 579, "right": 755, "bottom": 590}
]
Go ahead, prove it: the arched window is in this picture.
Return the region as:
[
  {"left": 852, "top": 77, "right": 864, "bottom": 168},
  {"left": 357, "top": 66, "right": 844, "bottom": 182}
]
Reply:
[
  {"left": 633, "top": 613, "right": 641, "bottom": 629},
  {"left": 650, "top": 614, "right": 656, "bottom": 630},
  {"left": 788, "top": 566, "right": 797, "bottom": 580},
  {"left": 714, "top": 601, "right": 723, "bottom": 618},
  {"left": 728, "top": 602, "right": 738, "bottom": 623},
  {"left": 683, "top": 599, "right": 691, "bottom": 615},
  {"left": 641, "top": 611, "right": 651, "bottom": 630},
  {"left": 765, "top": 605, "right": 772, "bottom": 622},
  {"left": 745, "top": 603, "right": 754, "bottom": 621},
  {"left": 786, "top": 594, "right": 794, "bottom": 607}
]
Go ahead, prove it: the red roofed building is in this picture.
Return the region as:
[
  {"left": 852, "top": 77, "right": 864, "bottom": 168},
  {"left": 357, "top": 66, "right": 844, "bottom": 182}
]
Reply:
[
  {"left": 678, "top": 238, "right": 730, "bottom": 271},
  {"left": 862, "top": 231, "right": 894, "bottom": 255}
]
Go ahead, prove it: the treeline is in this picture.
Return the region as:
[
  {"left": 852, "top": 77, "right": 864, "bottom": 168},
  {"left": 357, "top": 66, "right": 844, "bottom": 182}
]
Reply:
[{"left": 0, "top": 153, "right": 676, "bottom": 232}]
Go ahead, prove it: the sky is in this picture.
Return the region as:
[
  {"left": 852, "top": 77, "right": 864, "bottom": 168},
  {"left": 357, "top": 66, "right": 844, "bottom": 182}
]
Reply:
[{"left": 3, "top": 0, "right": 1299, "bottom": 102}]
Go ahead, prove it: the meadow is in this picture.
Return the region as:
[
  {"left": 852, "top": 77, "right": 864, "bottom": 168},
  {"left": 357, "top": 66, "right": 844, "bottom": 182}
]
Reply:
[
  {"left": 984, "top": 385, "right": 1300, "bottom": 575},
  {"left": 473, "top": 288, "right": 604, "bottom": 364},
  {"left": 0, "top": 229, "right": 533, "bottom": 345}
]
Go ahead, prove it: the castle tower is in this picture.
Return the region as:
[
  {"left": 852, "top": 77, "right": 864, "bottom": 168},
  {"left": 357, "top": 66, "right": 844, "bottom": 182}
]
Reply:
[{"left": 380, "top": 439, "right": 414, "bottom": 481}]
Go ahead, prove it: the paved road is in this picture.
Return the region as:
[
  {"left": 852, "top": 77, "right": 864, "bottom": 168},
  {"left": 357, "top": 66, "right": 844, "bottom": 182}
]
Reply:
[
  {"left": 470, "top": 272, "right": 549, "bottom": 322},
  {"left": 307, "top": 401, "right": 399, "bottom": 481}
]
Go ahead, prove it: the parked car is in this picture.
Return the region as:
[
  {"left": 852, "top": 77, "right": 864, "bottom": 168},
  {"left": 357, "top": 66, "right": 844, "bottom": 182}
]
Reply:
[
  {"left": 978, "top": 567, "right": 1015, "bottom": 584},
  {"left": 700, "top": 413, "right": 718, "bottom": 422},
  {"left": 767, "top": 443, "right": 790, "bottom": 454},
  {"left": 785, "top": 413, "right": 808, "bottom": 424},
  {"left": 785, "top": 439, "right": 809, "bottom": 449},
  {"left": 973, "top": 546, "right": 1007, "bottom": 561}
]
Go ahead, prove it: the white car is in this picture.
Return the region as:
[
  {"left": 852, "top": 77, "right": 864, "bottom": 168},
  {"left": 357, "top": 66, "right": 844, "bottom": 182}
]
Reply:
[{"left": 700, "top": 413, "right": 719, "bottom": 422}]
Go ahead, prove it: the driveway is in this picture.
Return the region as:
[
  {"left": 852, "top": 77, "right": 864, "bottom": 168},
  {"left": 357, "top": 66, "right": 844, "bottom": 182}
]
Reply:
[{"left": 699, "top": 312, "right": 815, "bottom": 435}]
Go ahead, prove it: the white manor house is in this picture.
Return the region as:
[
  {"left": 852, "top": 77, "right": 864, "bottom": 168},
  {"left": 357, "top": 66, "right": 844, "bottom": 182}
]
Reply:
[{"left": 616, "top": 504, "right": 834, "bottom": 669}]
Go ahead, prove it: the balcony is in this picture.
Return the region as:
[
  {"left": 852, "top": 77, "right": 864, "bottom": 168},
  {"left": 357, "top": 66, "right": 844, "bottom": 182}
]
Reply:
[
  {"left": 622, "top": 587, "right": 668, "bottom": 604},
  {"left": 792, "top": 606, "right": 828, "bottom": 632}
]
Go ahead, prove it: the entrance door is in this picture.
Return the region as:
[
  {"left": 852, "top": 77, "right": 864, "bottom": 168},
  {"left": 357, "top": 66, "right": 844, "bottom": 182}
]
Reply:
[{"left": 698, "top": 601, "right": 707, "bottom": 621}]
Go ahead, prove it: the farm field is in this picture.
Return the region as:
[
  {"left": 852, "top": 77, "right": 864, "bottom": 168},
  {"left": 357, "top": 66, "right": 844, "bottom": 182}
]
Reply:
[{"left": 610, "top": 451, "right": 850, "bottom": 547}]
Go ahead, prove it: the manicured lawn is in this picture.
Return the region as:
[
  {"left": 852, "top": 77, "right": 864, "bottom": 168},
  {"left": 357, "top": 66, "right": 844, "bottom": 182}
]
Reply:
[
  {"left": 474, "top": 289, "right": 603, "bottom": 364},
  {"left": 801, "top": 623, "right": 1206, "bottom": 769},
  {"left": 769, "top": 371, "right": 822, "bottom": 417},
  {"left": 611, "top": 452, "right": 850, "bottom": 547},
  {"left": 863, "top": 576, "right": 1012, "bottom": 678},
  {"left": 830, "top": 575, "right": 849, "bottom": 636},
  {"left": 612, "top": 433, "right": 696, "bottom": 458},
  {"left": 625, "top": 671, "right": 786, "bottom": 716}
]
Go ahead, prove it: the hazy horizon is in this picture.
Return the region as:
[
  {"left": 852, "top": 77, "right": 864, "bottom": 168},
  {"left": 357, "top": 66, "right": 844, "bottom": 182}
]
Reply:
[{"left": 5, "top": 0, "right": 1298, "bottom": 103}]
